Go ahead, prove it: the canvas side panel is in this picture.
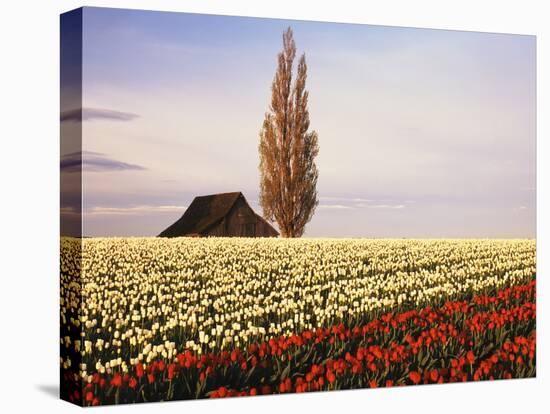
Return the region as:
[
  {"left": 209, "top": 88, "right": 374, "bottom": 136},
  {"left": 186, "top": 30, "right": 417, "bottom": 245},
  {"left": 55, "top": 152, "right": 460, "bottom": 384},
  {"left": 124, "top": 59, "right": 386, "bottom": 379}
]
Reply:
[{"left": 60, "top": 7, "right": 84, "bottom": 407}]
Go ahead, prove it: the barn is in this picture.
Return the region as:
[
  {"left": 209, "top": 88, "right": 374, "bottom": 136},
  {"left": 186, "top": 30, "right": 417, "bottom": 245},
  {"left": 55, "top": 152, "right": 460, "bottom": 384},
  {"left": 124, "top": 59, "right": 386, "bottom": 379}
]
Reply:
[{"left": 158, "top": 192, "right": 279, "bottom": 237}]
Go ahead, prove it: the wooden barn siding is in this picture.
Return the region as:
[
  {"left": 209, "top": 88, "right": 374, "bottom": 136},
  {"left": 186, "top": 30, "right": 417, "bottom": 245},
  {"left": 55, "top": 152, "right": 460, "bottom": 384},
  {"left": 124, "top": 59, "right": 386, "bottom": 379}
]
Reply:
[
  {"left": 256, "top": 218, "right": 278, "bottom": 237},
  {"left": 205, "top": 219, "right": 226, "bottom": 236},
  {"left": 203, "top": 196, "right": 277, "bottom": 237},
  {"left": 227, "top": 197, "right": 256, "bottom": 236}
]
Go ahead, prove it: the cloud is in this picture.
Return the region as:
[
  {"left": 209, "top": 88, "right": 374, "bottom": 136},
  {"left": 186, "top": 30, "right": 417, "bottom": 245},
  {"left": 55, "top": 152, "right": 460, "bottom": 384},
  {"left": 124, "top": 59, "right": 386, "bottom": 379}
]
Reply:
[
  {"left": 513, "top": 206, "right": 528, "bottom": 212},
  {"left": 360, "top": 204, "right": 406, "bottom": 209},
  {"left": 61, "top": 107, "right": 139, "bottom": 123},
  {"left": 86, "top": 205, "right": 186, "bottom": 215},
  {"left": 60, "top": 206, "right": 80, "bottom": 216},
  {"left": 318, "top": 204, "right": 354, "bottom": 210},
  {"left": 319, "top": 196, "right": 373, "bottom": 203},
  {"left": 61, "top": 151, "right": 146, "bottom": 173},
  {"left": 318, "top": 196, "right": 408, "bottom": 210}
]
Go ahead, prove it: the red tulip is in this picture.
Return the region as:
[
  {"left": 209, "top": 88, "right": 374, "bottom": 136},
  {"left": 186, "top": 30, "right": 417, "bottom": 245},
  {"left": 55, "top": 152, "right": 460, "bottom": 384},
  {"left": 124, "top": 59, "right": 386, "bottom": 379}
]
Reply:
[
  {"left": 409, "top": 371, "right": 421, "bottom": 384},
  {"left": 168, "top": 363, "right": 176, "bottom": 379},
  {"left": 111, "top": 373, "right": 122, "bottom": 387},
  {"left": 136, "top": 363, "right": 144, "bottom": 378},
  {"left": 218, "top": 387, "right": 228, "bottom": 398}
]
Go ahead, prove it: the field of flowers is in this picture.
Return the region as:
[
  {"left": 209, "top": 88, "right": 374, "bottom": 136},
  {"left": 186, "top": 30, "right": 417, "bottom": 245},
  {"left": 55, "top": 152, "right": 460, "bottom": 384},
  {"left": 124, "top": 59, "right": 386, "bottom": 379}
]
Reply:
[{"left": 60, "top": 238, "right": 536, "bottom": 405}]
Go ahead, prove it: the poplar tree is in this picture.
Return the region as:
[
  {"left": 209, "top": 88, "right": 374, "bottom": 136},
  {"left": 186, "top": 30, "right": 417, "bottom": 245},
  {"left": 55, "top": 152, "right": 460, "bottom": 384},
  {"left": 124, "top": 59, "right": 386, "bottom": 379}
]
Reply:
[{"left": 259, "top": 27, "right": 319, "bottom": 238}]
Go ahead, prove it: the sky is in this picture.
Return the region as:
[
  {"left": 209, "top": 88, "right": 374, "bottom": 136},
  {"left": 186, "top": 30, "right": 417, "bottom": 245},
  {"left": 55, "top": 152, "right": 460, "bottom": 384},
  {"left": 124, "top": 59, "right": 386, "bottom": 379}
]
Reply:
[{"left": 62, "top": 7, "right": 536, "bottom": 238}]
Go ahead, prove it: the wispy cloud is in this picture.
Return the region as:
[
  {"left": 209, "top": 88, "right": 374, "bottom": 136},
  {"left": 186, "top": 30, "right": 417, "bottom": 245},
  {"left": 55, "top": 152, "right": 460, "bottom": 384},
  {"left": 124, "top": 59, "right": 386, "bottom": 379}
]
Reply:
[
  {"left": 61, "top": 107, "right": 139, "bottom": 123},
  {"left": 359, "top": 204, "right": 406, "bottom": 209},
  {"left": 318, "top": 196, "right": 408, "bottom": 210},
  {"left": 61, "top": 151, "right": 146, "bottom": 173},
  {"left": 318, "top": 204, "right": 354, "bottom": 210},
  {"left": 86, "top": 205, "right": 186, "bottom": 216},
  {"left": 319, "top": 196, "right": 373, "bottom": 203},
  {"left": 60, "top": 206, "right": 80, "bottom": 216}
]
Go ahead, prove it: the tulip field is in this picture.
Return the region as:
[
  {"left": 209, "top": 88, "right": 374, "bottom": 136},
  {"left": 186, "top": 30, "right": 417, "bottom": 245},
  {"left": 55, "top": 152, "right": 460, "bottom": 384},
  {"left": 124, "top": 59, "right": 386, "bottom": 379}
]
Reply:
[{"left": 60, "top": 238, "right": 536, "bottom": 405}]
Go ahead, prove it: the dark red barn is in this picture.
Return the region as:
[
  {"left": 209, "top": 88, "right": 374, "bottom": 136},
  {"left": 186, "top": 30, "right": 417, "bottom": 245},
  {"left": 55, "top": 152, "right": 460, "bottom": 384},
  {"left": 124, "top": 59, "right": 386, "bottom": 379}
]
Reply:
[{"left": 159, "top": 192, "right": 279, "bottom": 237}]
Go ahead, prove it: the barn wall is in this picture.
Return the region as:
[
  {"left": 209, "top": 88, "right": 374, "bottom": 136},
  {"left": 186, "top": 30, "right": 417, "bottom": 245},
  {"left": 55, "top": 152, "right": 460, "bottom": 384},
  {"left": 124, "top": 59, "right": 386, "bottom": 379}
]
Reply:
[
  {"left": 205, "top": 219, "right": 226, "bottom": 236},
  {"left": 225, "top": 197, "right": 257, "bottom": 236},
  {"left": 256, "top": 219, "right": 278, "bottom": 237},
  {"left": 201, "top": 196, "right": 278, "bottom": 237}
]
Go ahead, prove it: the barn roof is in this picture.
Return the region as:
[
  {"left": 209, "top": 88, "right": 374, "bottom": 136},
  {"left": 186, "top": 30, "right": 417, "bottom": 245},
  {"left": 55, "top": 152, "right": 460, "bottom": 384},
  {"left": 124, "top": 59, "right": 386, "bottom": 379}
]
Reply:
[{"left": 159, "top": 192, "right": 243, "bottom": 237}]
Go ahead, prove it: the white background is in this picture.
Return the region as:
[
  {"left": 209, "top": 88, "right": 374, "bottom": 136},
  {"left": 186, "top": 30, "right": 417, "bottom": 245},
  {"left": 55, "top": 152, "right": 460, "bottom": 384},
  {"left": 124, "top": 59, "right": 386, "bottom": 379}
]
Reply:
[{"left": 0, "top": 0, "right": 548, "bottom": 412}]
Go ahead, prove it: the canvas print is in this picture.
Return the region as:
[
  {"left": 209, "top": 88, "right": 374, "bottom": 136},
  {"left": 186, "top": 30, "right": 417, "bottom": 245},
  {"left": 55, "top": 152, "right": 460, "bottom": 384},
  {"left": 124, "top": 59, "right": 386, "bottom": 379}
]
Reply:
[{"left": 60, "top": 7, "right": 536, "bottom": 406}]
